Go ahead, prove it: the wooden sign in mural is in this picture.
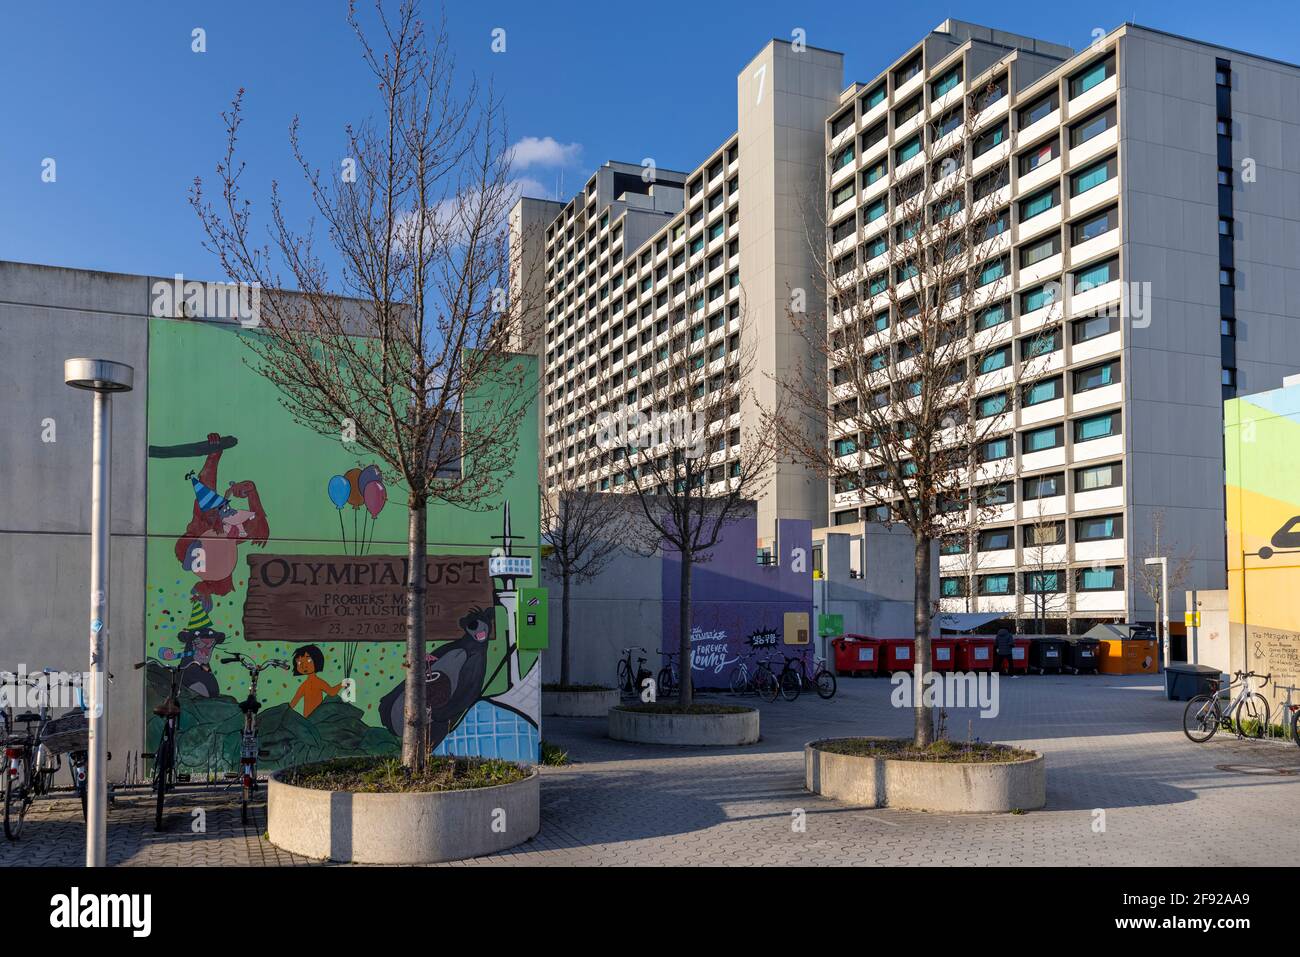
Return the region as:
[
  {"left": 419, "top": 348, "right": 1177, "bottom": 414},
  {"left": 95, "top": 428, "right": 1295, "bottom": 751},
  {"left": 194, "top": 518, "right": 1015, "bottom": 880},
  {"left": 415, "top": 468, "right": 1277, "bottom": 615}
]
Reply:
[{"left": 243, "top": 554, "right": 493, "bottom": 642}]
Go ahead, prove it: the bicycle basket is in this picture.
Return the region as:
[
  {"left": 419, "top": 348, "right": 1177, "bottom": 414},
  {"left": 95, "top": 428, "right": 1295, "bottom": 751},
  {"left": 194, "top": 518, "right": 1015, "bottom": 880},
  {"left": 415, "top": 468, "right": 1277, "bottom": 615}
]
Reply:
[{"left": 39, "top": 711, "right": 89, "bottom": 755}]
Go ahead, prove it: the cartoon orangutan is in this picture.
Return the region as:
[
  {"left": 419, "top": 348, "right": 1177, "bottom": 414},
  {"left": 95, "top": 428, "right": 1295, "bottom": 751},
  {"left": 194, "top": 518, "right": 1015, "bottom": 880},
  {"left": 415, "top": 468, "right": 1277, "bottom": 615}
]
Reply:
[{"left": 169, "top": 433, "right": 270, "bottom": 611}]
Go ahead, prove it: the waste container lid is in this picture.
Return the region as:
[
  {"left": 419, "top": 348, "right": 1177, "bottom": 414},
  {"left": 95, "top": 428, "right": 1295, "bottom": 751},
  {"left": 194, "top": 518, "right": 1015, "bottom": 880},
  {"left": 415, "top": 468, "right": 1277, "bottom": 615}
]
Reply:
[{"left": 1164, "top": 663, "right": 1223, "bottom": 675}]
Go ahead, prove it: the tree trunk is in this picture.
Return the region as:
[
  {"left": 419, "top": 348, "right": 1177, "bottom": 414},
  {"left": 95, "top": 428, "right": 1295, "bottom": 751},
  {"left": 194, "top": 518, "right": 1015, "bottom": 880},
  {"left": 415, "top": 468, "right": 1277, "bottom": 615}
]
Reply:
[
  {"left": 913, "top": 535, "right": 933, "bottom": 747},
  {"left": 678, "top": 552, "right": 693, "bottom": 708},
  {"left": 560, "top": 570, "right": 572, "bottom": 688},
  {"left": 402, "top": 500, "right": 428, "bottom": 770}
]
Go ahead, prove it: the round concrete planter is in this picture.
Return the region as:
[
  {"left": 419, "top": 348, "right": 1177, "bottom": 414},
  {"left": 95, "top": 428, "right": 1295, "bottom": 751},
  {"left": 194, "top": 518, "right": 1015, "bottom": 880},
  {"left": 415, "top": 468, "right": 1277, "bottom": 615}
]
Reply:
[
  {"left": 805, "top": 738, "right": 1045, "bottom": 813},
  {"left": 542, "top": 687, "right": 620, "bottom": 717},
  {"left": 267, "top": 766, "right": 539, "bottom": 864},
  {"left": 608, "top": 706, "right": 759, "bottom": 746}
]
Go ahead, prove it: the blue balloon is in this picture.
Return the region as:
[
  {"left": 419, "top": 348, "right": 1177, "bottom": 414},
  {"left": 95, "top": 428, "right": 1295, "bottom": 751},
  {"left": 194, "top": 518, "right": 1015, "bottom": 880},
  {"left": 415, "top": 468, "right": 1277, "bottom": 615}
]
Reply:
[{"left": 327, "top": 474, "right": 350, "bottom": 509}]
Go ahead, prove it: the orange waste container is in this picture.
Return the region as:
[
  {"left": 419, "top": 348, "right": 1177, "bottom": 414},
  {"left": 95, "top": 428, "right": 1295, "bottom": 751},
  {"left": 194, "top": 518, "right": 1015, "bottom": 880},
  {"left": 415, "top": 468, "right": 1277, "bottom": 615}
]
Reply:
[{"left": 1098, "top": 638, "right": 1159, "bottom": 675}]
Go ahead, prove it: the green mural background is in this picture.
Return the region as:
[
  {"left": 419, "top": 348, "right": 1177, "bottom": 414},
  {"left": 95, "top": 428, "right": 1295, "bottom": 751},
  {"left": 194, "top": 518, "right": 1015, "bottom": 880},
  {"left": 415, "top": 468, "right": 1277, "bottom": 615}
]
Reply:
[{"left": 143, "top": 319, "right": 540, "bottom": 773}]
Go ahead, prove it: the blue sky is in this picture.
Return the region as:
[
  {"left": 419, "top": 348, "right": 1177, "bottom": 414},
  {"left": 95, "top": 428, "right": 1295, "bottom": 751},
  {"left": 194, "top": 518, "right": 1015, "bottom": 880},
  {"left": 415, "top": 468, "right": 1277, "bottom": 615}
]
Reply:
[{"left": 2, "top": 0, "right": 1296, "bottom": 282}]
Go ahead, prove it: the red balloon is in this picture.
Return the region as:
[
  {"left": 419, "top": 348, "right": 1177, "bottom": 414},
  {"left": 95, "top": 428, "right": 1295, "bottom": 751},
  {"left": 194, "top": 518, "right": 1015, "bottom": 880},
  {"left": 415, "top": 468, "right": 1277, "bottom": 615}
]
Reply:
[{"left": 363, "top": 479, "right": 387, "bottom": 519}]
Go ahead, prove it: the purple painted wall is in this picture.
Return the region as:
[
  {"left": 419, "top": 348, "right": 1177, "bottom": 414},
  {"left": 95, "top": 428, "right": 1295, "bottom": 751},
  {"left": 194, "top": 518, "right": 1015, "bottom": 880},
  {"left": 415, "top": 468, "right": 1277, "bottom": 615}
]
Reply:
[{"left": 661, "top": 518, "right": 814, "bottom": 688}]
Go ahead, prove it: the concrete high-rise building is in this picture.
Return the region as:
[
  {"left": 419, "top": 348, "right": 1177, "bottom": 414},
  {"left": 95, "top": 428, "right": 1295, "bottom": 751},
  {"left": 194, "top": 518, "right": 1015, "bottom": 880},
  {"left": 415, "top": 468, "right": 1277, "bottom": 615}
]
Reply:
[
  {"left": 512, "top": 40, "right": 844, "bottom": 535},
  {"left": 820, "top": 20, "right": 1300, "bottom": 629}
]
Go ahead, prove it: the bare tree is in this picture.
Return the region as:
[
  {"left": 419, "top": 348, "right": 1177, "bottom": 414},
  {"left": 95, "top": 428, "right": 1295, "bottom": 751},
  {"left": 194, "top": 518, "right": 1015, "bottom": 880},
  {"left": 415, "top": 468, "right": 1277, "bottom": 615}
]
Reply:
[
  {"left": 1021, "top": 491, "right": 1069, "bottom": 634},
  {"left": 541, "top": 478, "right": 630, "bottom": 688},
  {"left": 190, "top": 0, "right": 533, "bottom": 769},
  {"left": 604, "top": 289, "right": 778, "bottom": 708},
  {"left": 1136, "top": 508, "right": 1195, "bottom": 644},
  {"left": 781, "top": 82, "right": 1060, "bottom": 745}
]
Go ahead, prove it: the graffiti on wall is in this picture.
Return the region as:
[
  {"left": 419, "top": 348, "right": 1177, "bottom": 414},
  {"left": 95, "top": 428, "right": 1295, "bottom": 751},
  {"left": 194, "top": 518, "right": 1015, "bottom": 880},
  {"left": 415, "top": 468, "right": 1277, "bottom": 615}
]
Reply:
[{"left": 143, "top": 322, "right": 542, "bottom": 770}]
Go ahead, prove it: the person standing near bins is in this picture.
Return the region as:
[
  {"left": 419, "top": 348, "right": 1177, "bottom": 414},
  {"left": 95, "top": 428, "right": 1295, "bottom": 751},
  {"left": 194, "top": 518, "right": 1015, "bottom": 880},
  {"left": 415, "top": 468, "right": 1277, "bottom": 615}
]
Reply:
[{"left": 994, "top": 628, "right": 1016, "bottom": 676}]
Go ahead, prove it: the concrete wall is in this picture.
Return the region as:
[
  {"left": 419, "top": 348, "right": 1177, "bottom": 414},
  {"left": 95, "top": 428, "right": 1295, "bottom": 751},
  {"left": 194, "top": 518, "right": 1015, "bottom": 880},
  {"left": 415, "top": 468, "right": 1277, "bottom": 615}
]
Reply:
[
  {"left": 1120, "top": 27, "right": 1300, "bottom": 623},
  {"left": 0, "top": 261, "right": 152, "bottom": 765},
  {"left": 1184, "top": 588, "right": 1231, "bottom": 673}
]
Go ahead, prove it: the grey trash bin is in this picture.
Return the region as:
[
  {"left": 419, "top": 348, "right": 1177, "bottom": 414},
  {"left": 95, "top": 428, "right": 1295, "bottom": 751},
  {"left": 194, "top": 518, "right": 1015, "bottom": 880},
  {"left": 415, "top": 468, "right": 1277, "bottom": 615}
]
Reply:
[{"left": 1164, "top": 663, "right": 1223, "bottom": 701}]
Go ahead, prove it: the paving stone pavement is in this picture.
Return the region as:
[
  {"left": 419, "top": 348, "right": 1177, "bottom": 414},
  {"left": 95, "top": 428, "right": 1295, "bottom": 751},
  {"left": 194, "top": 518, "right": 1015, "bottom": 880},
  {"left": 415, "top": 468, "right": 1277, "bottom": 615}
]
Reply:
[{"left": 3, "top": 673, "right": 1298, "bottom": 866}]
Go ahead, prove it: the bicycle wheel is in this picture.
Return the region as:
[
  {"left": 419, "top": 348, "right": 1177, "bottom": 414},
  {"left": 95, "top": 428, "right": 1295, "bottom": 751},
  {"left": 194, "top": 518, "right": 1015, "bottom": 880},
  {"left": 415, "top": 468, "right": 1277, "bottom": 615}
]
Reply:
[
  {"left": 779, "top": 668, "right": 801, "bottom": 702},
  {"left": 815, "top": 669, "right": 837, "bottom": 700},
  {"left": 616, "top": 660, "right": 632, "bottom": 696},
  {"left": 729, "top": 667, "right": 748, "bottom": 695},
  {"left": 1236, "top": 694, "right": 1270, "bottom": 738},
  {"left": 3, "top": 761, "right": 29, "bottom": 841},
  {"left": 756, "top": 668, "right": 779, "bottom": 702},
  {"left": 154, "top": 724, "right": 173, "bottom": 831},
  {"left": 657, "top": 667, "right": 674, "bottom": 699},
  {"left": 1182, "top": 694, "right": 1220, "bottom": 743}
]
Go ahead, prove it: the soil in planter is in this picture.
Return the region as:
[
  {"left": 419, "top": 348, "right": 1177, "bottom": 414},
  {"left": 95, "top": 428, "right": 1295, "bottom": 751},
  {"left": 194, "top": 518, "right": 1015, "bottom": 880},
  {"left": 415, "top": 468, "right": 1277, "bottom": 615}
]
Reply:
[
  {"left": 815, "top": 738, "right": 1036, "bottom": 764},
  {"left": 619, "top": 702, "right": 753, "bottom": 715},
  {"left": 542, "top": 683, "right": 613, "bottom": 693},
  {"left": 282, "top": 755, "right": 530, "bottom": 793}
]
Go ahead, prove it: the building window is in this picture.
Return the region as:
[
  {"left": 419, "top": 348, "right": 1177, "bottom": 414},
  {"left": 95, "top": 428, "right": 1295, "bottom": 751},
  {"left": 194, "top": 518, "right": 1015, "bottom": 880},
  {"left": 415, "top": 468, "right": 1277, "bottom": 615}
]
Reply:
[
  {"left": 1073, "top": 359, "right": 1119, "bottom": 393},
  {"left": 977, "top": 257, "right": 1008, "bottom": 287},
  {"left": 1075, "top": 514, "right": 1122, "bottom": 541},
  {"left": 1018, "top": 137, "right": 1058, "bottom": 174},
  {"left": 1221, "top": 317, "right": 1235, "bottom": 336},
  {"left": 1071, "top": 205, "right": 1118, "bottom": 245},
  {"left": 973, "top": 121, "right": 1008, "bottom": 158},
  {"left": 1073, "top": 257, "right": 1118, "bottom": 293},
  {"left": 830, "top": 110, "right": 854, "bottom": 138},
  {"left": 1019, "top": 233, "right": 1061, "bottom": 268},
  {"left": 1017, "top": 91, "right": 1058, "bottom": 127},
  {"left": 895, "top": 136, "right": 922, "bottom": 164},
  {"left": 941, "top": 577, "right": 968, "bottom": 598},
  {"left": 978, "top": 527, "right": 1014, "bottom": 551},
  {"left": 1073, "top": 411, "right": 1120, "bottom": 442},
  {"left": 863, "top": 82, "right": 887, "bottom": 110},
  {"left": 932, "top": 66, "right": 962, "bottom": 98},
  {"left": 864, "top": 234, "right": 888, "bottom": 260},
  {"left": 1023, "top": 472, "right": 1063, "bottom": 500},
  {"left": 975, "top": 301, "right": 1009, "bottom": 330},
  {"left": 1219, "top": 217, "right": 1234, "bottom": 237},
  {"left": 1021, "top": 328, "right": 1061, "bottom": 360},
  {"left": 1022, "top": 424, "right": 1063, "bottom": 453},
  {"left": 1024, "top": 570, "right": 1064, "bottom": 594},
  {"left": 863, "top": 157, "right": 888, "bottom": 186},
  {"left": 894, "top": 53, "right": 922, "bottom": 86},
  {"left": 1069, "top": 54, "right": 1115, "bottom": 99},
  {"left": 833, "top": 509, "right": 858, "bottom": 526},
  {"left": 978, "top": 346, "right": 1011, "bottom": 374},
  {"left": 1023, "top": 376, "right": 1062, "bottom": 406},
  {"left": 980, "top": 481, "right": 1014, "bottom": 506},
  {"left": 1072, "top": 311, "right": 1120, "bottom": 343},
  {"left": 1077, "top": 566, "right": 1123, "bottom": 591},
  {"left": 1222, "top": 367, "right": 1237, "bottom": 386},
  {"left": 1074, "top": 461, "right": 1121, "bottom": 492},
  {"left": 978, "top": 574, "right": 1013, "bottom": 596},
  {"left": 1070, "top": 105, "right": 1117, "bottom": 147},
  {"left": 977, "top": 392, "right": 1009, "bottom": 418},
  {"left": 1020, "top": 282, "right": 1059, "bottom": 313},
  {"left": 865, "top": 198, "right": 887, "bottom": 223},
  {"left": 980, "top": 436, "right": 1012, "bottom": 462},
  {"left": 1023, "top": 521, "right": 1064, "bottom": 546},
  {"left": 832, "top": 182, "right": 855, "bottom": 207},
  {"left": 1219, "top": 268, "right": 1235, "bottom": 287},
  {"left": 1070, "top": 155, "right": 1117, "bottom": 196},
  {"left": 1019, "top": 186, "right": 1059, "bottom": 221}
]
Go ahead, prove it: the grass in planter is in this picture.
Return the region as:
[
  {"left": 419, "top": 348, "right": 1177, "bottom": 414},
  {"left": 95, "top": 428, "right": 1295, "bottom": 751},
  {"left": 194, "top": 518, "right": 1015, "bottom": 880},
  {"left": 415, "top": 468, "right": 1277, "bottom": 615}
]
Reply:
[
  {"left": 816, "top": 738, "right": 1037, "bottom": 764},
  {"left": 283, "top": 755, "right": 530, "bottom": 793},
  {"left": 619, "top": 701, "right": 753, "bottom": 715},
  {"left": 539, "top": 741, "right": 571, "bottom": 766},
  {"left": 542, "top": 682, "right": 613, "bottom": 692}
]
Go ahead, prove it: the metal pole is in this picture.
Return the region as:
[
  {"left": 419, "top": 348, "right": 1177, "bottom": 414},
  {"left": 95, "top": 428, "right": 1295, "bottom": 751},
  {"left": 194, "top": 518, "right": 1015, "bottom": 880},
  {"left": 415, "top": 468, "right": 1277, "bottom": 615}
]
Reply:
[
  {"left": 87, "top": 389, "right": 110, "bottom": 868},
  {"left": 1160, "top": 558, "right": 1170, "bottom": 671}
]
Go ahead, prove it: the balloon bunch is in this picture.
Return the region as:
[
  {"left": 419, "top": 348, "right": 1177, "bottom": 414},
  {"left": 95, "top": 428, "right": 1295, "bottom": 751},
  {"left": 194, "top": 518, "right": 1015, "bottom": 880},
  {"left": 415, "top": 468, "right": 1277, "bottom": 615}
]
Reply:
[{"left": 327, "top": 465, "right": 387, "bottom": 555}]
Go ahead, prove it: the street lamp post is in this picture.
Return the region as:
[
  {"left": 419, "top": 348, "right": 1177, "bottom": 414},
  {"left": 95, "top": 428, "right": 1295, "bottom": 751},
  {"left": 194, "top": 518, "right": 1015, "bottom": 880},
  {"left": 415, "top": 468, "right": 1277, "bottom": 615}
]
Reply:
[
  {"left": 64, "top": 358, "right": 134, "bottom": 868},
  {"left": 1144, "top": 556, "right": 1169, "bottom": 670}
]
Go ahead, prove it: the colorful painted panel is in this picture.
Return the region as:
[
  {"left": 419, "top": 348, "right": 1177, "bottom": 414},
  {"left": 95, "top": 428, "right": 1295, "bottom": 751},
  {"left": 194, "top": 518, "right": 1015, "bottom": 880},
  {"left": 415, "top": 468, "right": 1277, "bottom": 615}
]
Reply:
[
  {"left": 1225, "top": 386, "right": 1300, "bottom": 715},
  {"left": 143, "top": 319, "right": 541, "bottom": 771}
]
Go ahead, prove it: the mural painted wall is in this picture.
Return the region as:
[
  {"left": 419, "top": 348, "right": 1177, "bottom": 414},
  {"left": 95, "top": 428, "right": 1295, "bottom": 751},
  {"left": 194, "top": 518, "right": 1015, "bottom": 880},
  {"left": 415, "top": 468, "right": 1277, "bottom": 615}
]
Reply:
[
  {"left": 144, "top": 319, "right": 541, "bottom": 772},
  {"left": 1226, "top": 385, "right": 1300, "bottom": 716},
  {"left": 661, "top": 518, "right": 813, "bottom": 688}
]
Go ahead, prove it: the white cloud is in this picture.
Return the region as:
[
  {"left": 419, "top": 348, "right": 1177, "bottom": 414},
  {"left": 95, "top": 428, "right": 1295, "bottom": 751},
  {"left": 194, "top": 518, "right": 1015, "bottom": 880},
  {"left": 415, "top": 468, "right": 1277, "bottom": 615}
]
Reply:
[{"left": 509, "top": 135, "right": 581, "bottom": 170}]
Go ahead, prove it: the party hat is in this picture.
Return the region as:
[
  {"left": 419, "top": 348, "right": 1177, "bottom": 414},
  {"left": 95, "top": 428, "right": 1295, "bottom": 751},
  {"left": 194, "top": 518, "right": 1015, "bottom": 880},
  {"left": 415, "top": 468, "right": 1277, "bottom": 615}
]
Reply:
[{"left": 186, "top": 470, "right": 230, "bottom": 514}]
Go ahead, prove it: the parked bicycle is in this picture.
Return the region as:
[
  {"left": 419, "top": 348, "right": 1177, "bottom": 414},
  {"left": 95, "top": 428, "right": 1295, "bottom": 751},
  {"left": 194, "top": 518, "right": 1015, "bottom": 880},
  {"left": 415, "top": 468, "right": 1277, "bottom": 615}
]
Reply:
[
  {"left": 3, "top": 670, "right": 98, "bottom": 840},
  {"left": 136, "top": 658, "right": 185, "bottom": 830},
  {"left": 783, "top": 649, "right": 837, "bottom": 700},
  {"left": 657, "top": 651, "right": 681, "bottom": 700},
  {"left": 1182, "top": 670, "right": 1271, "bottom": 743},
  {"left": 221, "top": 652, "right": 290, "bottom": 825},
  {"left": 616, "top": 647, "right": 653, "bottom": 698}
]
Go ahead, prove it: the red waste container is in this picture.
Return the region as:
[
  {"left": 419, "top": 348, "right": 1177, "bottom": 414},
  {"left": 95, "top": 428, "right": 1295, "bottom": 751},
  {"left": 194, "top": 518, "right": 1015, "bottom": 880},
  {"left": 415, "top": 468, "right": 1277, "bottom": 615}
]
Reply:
[
  {"left": 957, "top": 635, "right": 995, "bottom": 672},
  {"left": 879, "top": 637, "right": 915, "bottom": 674},
  {"left": 832, "top": 635, "right": 881, "bottom": 677},
  {"left": 930, "top": 637, "right": 960, "bottom": 672},
  {"left": 998, "top": 637, "right": 1031, "bottom": 675}
]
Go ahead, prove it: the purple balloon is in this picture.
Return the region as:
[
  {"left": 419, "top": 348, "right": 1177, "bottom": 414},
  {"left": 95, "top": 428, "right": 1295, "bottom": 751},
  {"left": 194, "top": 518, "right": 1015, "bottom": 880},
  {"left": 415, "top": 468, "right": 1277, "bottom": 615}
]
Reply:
[{"left": 358, "top": 464, "right": 382, "bottom": 492}]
